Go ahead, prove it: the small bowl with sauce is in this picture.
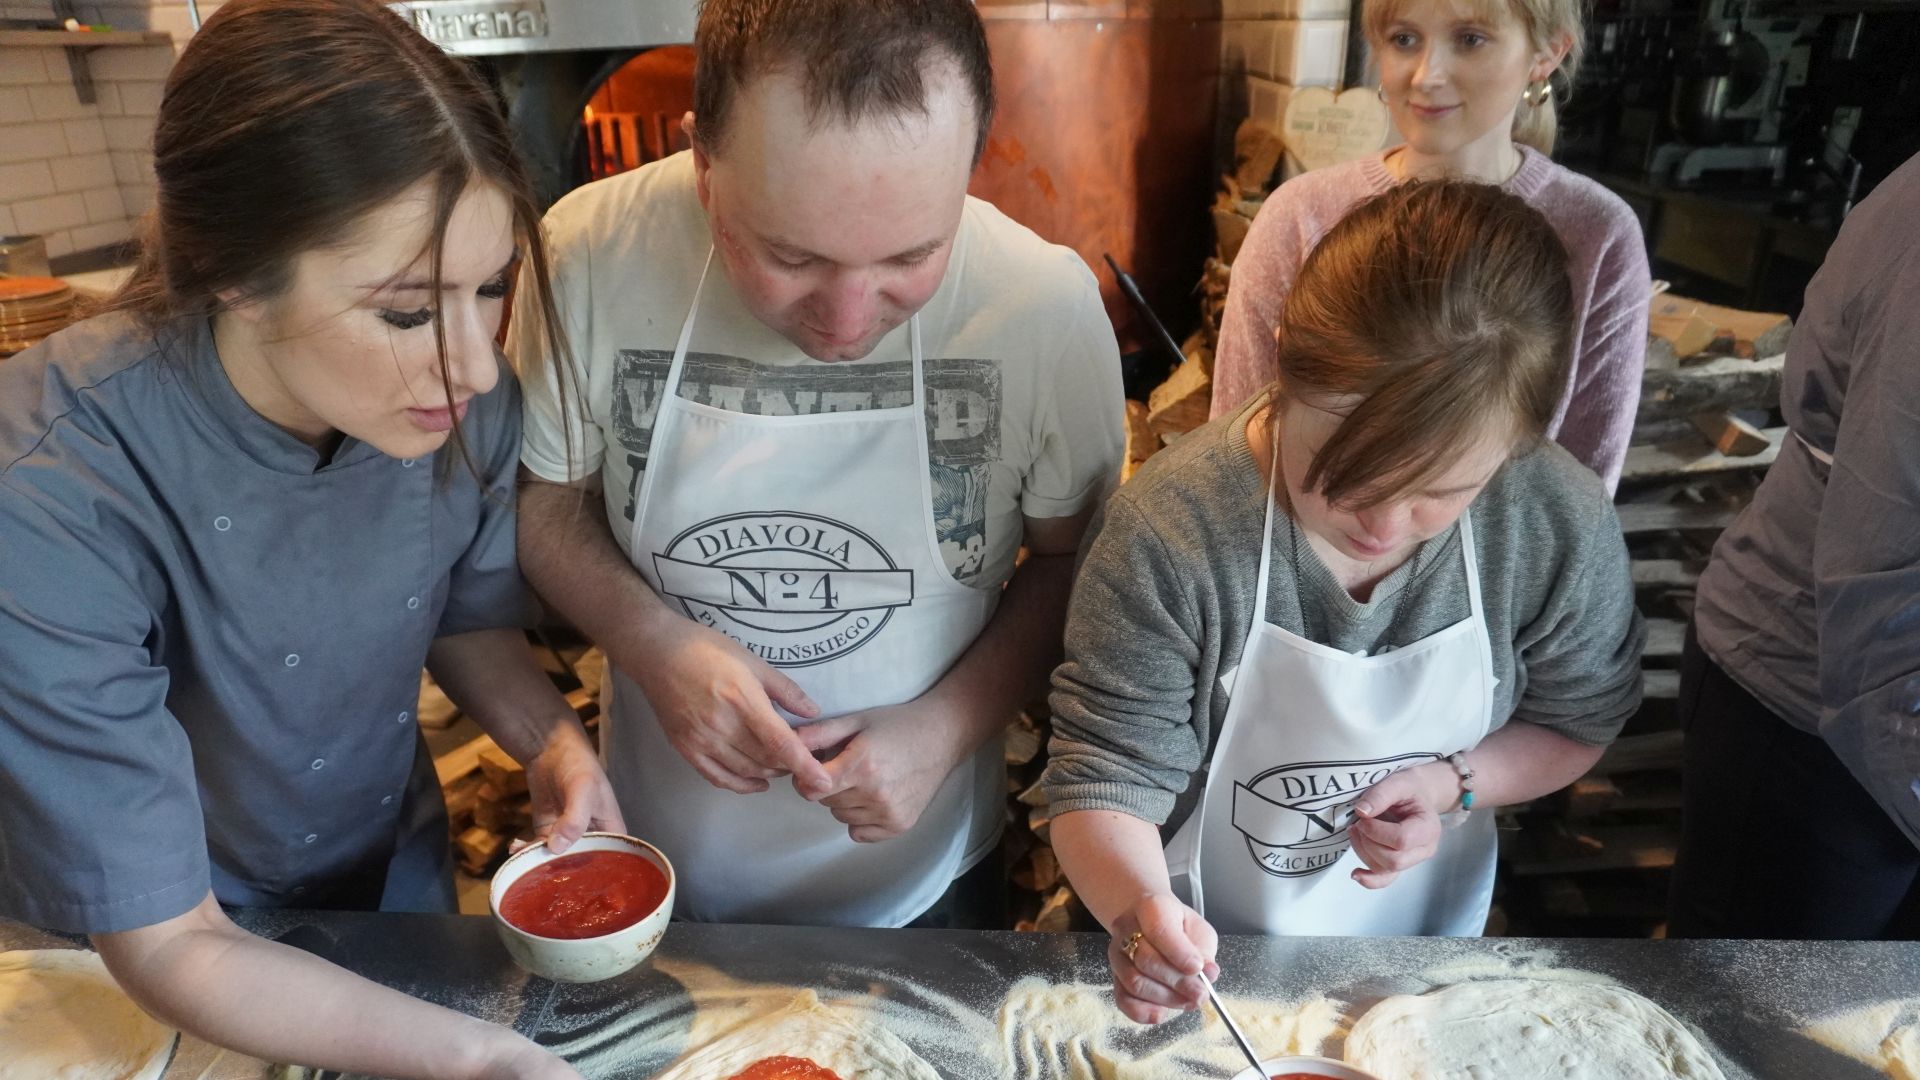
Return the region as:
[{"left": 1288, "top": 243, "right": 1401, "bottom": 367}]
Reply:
[
  {"left": 1233, "top": 1057, "right": 1381, "bottom": 1080},
  {"left": 489, "top": 832, "right": 675, "bottom": 983}
]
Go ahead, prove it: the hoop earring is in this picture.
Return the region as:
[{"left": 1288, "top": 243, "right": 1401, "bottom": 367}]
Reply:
[
  {"left": 1523, "top": 79, "right": 1552, "bottom": 107},
  {"left": 1377, "top": 85, "right": 1390, "bottom": 104}
]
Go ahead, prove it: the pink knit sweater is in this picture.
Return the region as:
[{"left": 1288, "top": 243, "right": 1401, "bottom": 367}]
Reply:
[{"left": 1210, "top": 146, "right": 1651, "bottom": 491}]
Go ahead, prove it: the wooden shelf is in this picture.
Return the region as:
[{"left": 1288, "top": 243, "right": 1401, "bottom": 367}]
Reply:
[
  {"left": 0, "top": 30, "right": 171, "bottom": 46},
  {"left": 0, "top": 29, "right": 171, "bottom": 107}
]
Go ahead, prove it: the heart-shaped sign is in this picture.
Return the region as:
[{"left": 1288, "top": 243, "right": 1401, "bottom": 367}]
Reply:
[{"left": 1282, "top": 86, "right": 1393, "bottom": 174}]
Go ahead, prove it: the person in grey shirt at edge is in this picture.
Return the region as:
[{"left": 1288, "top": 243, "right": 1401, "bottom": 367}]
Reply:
[
  {"left": 1670, "top": 149, "right": 1920, "bottom": 941},
  {"left": 1043, "top": 182, "right": 1646, "bottom": 1026},
  {"left": 0, "top": 1, "right": 615, "bottom": 1076}
]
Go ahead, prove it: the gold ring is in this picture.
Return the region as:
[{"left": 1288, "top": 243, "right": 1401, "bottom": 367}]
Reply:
[{"left": 1121, "top": 930, "right": 1144, "bottom": 962}]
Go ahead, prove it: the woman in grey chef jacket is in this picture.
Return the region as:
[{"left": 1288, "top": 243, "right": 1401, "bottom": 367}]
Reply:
[
  {"left": 1043, "top": 183, "right": 1645, "bottom": 1024},
  {"left": 0, "top": 0, "right": 618, "bottom": 1076}
]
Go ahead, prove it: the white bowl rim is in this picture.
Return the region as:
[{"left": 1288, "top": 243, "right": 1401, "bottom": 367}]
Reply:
[{"left": 489, "top": 831, "right": 675, "bottom": 943}]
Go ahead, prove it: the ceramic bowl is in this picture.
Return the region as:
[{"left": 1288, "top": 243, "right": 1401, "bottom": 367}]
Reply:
[
  {"left": 1233, "top": 1056, "right": 1383, "bottom": 1080},
  {"left": 489, "top": 832, "right": 674, "bottom": 983}
]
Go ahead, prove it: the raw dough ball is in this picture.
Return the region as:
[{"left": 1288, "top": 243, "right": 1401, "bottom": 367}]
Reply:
[
  {"left": 0, "top": 950, "right": 175, "bottom": 1080},
  {"left": 1345, "top": 978, "right": 1725, "bottom": 1080}
]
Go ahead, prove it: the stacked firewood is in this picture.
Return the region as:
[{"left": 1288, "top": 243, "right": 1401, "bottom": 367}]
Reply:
[
  {"left": 1003, "top": 705, "right": 1089, "bottom": 932},
  {"left": 432, "top": 647, "right": 603, "bottom": 878},
  {"left": 1123, "top": 121, "right": 1284, "bottom": 482}
]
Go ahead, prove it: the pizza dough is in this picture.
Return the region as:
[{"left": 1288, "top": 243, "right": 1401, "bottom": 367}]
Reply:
[
  {"left": 995, "top": 976, "right": 1345, "bottom": 1080},
  {"left": 1344, "top": 978, "right": 1726, "bottom": 1080},
  {"left": 1805, "top": 999, "right": 1920, "bottom": 1079},
  {"left": 0, "top": 949, "right": 176, "bottom": 1080},
  {"left": 652, "top": 990, "right": 939, "bottom": 1080}
]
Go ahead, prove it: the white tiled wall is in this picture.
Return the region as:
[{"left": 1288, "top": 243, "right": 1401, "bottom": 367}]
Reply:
[
  {"left": 0, "top": 39, "right": 172, "bottom": 258},
  {"left": 1218, "top": 4, "right": 1355, "bottom": 181}
]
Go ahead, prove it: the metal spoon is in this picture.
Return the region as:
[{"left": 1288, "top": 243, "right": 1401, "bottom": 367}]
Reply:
[{"left": 1198, "top": 972, "right": 1266, "bottom": 1076}]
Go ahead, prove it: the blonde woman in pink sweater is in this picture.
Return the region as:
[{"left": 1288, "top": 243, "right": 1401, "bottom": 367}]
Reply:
[{"left": 1211, "top": 0, "right": 1650, "bottom": 491}]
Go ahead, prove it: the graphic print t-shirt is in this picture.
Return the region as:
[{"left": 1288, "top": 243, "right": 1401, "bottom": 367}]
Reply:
[{"left": 514, "top": 151, "right": 1125, "bottom": 590}]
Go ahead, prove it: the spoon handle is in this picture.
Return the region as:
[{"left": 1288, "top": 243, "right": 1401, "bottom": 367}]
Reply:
[{"left": 1199, "top": 973, "right": 1265, "bottom": 1075}]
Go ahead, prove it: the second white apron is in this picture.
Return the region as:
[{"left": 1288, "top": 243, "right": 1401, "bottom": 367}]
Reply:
[
  {"left": 1167, "top": 449, "right": 1499, "bottom": 936},
  {"left": 605, "top": 252, "right": 1001, "bottom": 927}
]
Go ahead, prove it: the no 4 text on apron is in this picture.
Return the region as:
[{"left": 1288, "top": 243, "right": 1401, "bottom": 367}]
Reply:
[
  {"left": 606, "top": 250, "right": 1002, "bottom": 927},
  {"left": 1167, "top": 449, "right": 1499, "bottom": 937}
]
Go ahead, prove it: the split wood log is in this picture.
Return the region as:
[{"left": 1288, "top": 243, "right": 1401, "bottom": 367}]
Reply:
[
  {"left": 1690, "top": 411, "right": 1773, "bottom": 457},
  {"left": 1643, "top": 618, "right": 1685, "bottom": 660},
  {"left": 472, "top": 782, "right": 505, "bottom": 831},
  {"left": 1621, "top": 427, "right": 1784, "bottom": 483},
  {"left": 1028, "top": 846, "right": 1061, "bottom": 892},
  {"left": 477, "top": 745, "right": 529, "bottom": 798},
  {"left": 443, "top": 773, "right": 484, "bottom": 835},
  {"left": 1123, "top": 400, "right": 1156, "bottom": 482},
  {"left": 1011, "top": 846, "right": 1061, "bottom": 893},
  {"left": 1638, "top": 354, "right": 1784, "bottom": 424},
  {"left": 1146, "top": 353, "right": 1211, "bottom": 440},
  {"left": 434, "top": 733, "right": 499, "bottom": 787},
  {"left": 1213, "top": 206, "right": 1253, "bottom": 266},
  {"left": 1232, "top": 119, "right": 1286, "bottom": 195},
  {"left": 1642, "top": 669, "right": 1681, "bottom": 701},
  {"left": 1648, "top": 295, "right": 1791, "bottom": 361},
  {"left": 1616, "top": 501, "right": 1742, "bottom": 535},
  {"left": 1028, "top": 807, "right": 1052, "bottom": 846},
  {"left": 1631, "top": 559, "right": 1701, "bottom": 591},
  {"left": 1035, "top": 885, "right": 1077, "bottom": 932},
  {"left": 1004, "top": 724, "right": 1042, "bottom": 768},
  {"left": 455, "top": 826, "right": 507, "bottom": 877}
]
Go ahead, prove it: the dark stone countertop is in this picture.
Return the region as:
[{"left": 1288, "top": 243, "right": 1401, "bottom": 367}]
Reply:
[{"left": 5, "top": 912, "right": 1916, "bottom": 1078}]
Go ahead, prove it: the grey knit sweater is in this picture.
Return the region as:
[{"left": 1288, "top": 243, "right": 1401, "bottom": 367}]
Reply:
[{"left": 1045, "top": 396, "right": 1646, "bottom": 832}]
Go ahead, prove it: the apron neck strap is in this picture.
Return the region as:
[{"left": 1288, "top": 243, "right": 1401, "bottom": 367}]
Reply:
[
  {"left": 662, "top": 246, "right": 718, "bottom": 399},
  {"left": 1253, "top": 409, "right": 1281, "bottom": 619},
  {"left": 1456, "top": 504, "right": 1483, "bottom": 620}
]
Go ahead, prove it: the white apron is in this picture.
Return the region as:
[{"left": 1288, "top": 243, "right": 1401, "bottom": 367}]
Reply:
[
  {"left": 1166, "top": 452, "right": 1498, "bottom": 937},
  {"left": 605, "top": 251, "right": 1002, "bottom": 927}
]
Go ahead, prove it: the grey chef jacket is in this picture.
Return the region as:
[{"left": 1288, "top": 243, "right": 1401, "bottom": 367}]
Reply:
[
  {"left": 0, "top": 311, "right": 533, "bottom": 934},
  {"left": 1694, "top": 149, "right": 1920, "bottom": 849}
]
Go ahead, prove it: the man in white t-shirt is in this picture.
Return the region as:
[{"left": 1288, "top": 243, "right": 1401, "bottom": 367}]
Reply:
[{"left": 513, "top": 0, "right": 1124, "bottom": 928}]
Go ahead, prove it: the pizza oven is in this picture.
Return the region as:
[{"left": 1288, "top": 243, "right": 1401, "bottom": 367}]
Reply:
[{"left": 391, "top": 0, "right": 701, "bottom": 207}]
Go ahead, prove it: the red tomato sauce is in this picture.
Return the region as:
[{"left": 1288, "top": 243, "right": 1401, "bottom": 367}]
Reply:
[
  {"left": 499, "top": 850, "right": 668, "bottom": 939},
  {"left": 726, "top": 1057, "right": 844, "bottom": 1080}
]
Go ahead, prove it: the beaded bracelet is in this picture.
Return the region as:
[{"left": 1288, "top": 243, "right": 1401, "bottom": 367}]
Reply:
[{"left": 1445, "top": 751, "right": 1477, "bottom": 816}]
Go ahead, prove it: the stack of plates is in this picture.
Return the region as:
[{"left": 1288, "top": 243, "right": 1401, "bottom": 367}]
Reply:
[{"left": 0, "top": 277, "right": 77, "bottom": 357}]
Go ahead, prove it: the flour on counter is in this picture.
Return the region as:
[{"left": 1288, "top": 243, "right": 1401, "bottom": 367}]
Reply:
[
  {"left": 1806, "top": 999, "right": 1920, "bottom": 1079},
  {"left": 994, "top": 976, "right": 1342, "bottom": 1080},
  {"left": 1345, "top": 977, "right": 1727, "bottom": 1080}
]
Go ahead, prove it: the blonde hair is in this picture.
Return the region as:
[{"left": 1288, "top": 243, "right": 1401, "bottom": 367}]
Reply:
[
  {"left": 1275, "top": 181, "right": 1573, "bottom": 509},
  {"left": 1363, "top": 0, "right": 1584, "bottom": 154}
]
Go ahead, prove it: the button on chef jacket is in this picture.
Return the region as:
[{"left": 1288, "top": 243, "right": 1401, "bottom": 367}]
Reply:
[{"left": 0, "top": 313, "right": 534, "bottom": 934}]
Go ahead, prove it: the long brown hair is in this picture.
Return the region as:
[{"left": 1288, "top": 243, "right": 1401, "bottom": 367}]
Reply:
[
  {"left": 1274, "top": 180, "right": 1573, "bottom": 509},
  {"left": 110, "top": 0, "right": 571, "bottom": 482}
]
